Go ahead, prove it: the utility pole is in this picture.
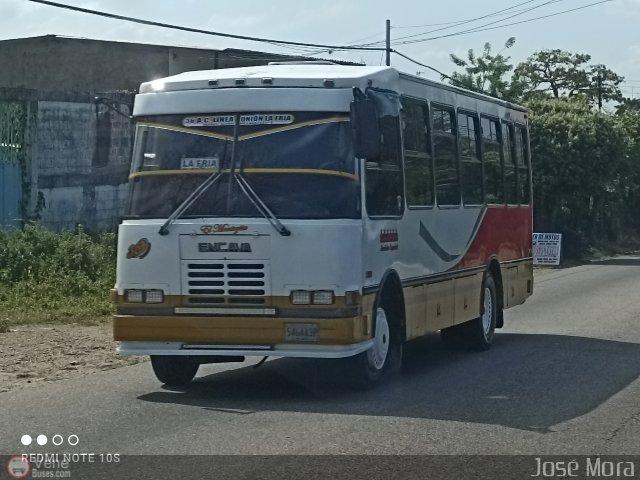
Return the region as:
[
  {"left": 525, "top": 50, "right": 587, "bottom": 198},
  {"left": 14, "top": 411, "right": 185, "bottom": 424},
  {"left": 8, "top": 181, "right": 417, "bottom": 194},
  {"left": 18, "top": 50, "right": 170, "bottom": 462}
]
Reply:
[
  {"left": 385, "top": 19, "right": 391, "bottom": 66},
  {"left": 597, "top": 72, "right": 603, "bottom": 112}
]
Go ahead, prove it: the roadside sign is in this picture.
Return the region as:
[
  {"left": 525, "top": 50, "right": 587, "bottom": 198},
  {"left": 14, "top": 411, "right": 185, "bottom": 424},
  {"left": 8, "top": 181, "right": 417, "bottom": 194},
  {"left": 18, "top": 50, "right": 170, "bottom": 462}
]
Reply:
[{"left": 533, "top": 233, "right": 562, "bottom": 266}]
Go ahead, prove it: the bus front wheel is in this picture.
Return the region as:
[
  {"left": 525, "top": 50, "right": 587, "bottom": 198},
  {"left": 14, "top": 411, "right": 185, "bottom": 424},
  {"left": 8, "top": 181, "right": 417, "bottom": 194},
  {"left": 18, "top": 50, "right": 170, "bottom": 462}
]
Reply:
[
  {"left": 150, "top": 355, "right": 199, "bottom": 387},
  {"left": 350, "top": 305, "right": 402, "bottom": 390}
]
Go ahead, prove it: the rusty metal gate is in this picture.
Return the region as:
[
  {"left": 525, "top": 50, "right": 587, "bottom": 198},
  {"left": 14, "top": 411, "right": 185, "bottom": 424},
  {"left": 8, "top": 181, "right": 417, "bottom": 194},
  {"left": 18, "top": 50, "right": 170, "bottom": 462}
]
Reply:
[{"left": 0, "top": 101, "right": 25, "bottom": 230}]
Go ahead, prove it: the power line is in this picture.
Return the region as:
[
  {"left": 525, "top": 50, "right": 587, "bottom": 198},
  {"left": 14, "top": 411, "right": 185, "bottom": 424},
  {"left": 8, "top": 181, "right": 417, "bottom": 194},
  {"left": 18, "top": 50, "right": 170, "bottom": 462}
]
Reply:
[
  {"left": 349, "top": 0, "right": 607, "bottom": 49},
  {"left": 390, "top": 0, "right": 564, "bottom": 43},
  {"left": 27, "top": 0, "right": 388, "bottom": 52},
  {"left": 392, "top": 50, "right": 483, "bottom": 93},
  {"left": 392, "top": 1, "right": 560, "bottom": 29},
  {"left": 305, "top": 1, "right": 555, "bottom": 57},
  {"left": 390, "top": 0, "right": 612, "bottom": 46}
]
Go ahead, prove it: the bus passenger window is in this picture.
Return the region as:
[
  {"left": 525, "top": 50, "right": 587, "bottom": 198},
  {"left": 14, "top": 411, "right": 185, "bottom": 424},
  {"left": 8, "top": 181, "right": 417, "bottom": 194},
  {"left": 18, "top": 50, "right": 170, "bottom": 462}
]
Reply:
[
  {"left": 365, "top": 99, "right": 404, "bottom": 217},
  {"left": 515, "top": 126, "right": 531, "bottom": 205},
  {"left": 432, "top": 107, "right": 460, "bottom": 206},
  {"left": 481, "top": 117, "right": 504, "bottom": 204},
  {"left": 402, "top": 100, "right": 433, "bottom": 207},
  {"left": 502, "top": 123, "right": 518, "bottom": 204},
  {"left": 458, "top": 113, "right": 482, "bottom": 205}
]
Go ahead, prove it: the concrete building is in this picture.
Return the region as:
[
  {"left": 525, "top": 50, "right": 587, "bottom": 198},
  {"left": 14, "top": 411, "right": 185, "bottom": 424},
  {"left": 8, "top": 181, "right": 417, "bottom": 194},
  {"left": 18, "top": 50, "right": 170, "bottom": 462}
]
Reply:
[{"left": 0, "top": 35, "right": 326, "bottom": 231}]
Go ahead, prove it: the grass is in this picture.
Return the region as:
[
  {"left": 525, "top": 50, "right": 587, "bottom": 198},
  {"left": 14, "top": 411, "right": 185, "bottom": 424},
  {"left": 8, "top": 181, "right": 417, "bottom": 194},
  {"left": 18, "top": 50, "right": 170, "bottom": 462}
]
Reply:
[{"left": 0, "top": 224, "right": 116, "bottom": 327}]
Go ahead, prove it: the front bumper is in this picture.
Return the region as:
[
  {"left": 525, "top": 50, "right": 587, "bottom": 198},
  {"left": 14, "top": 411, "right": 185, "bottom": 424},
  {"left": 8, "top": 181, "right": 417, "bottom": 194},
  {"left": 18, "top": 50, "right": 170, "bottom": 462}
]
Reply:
[
  {"left": 117, "top": 340, "right": 374, "bottom": 359},
  {"left": 113, "top": 313, "right": 371, "bottom": 358}
]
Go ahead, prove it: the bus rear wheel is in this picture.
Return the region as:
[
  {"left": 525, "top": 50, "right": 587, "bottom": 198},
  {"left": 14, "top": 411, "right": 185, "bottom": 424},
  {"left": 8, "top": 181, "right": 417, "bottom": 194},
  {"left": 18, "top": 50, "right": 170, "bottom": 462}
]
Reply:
[
  {"left": 440, "top": 272, "right": 498, "bottom": 351},
  {"left": 150, "top": 355, "right": 199, "bottom": 386},
  {"left": 349, "top": 305, "right": 402, "bottom": 390},
  {"left": 466, "top": 272, "right": 497, "bottom": 350}
]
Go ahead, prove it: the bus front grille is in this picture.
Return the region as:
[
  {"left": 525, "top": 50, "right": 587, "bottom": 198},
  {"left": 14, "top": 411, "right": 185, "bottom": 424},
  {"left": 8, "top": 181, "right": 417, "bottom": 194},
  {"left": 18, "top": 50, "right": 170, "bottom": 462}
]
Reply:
[{"left": 181, "top": 261, "right": 270, "bottom": 306}]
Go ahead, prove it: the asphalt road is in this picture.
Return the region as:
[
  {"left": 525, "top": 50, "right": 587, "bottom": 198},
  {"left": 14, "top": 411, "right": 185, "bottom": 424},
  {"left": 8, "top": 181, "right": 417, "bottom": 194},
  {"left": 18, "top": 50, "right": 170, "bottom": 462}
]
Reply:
[{"left": 1, "top": 257, "right": 639, "bottom": 463}]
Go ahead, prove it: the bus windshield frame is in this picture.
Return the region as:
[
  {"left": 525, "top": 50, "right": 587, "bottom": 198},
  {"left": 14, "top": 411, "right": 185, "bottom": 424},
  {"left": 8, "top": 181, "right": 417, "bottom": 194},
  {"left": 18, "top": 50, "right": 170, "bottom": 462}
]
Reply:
[{"left": 126, "top": 111, "right": 360, "bottom": 220}]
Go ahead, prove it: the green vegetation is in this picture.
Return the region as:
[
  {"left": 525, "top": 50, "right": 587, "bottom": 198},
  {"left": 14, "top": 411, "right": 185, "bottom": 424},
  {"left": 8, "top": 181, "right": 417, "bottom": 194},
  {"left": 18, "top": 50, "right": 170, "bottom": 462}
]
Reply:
[
  {"left": 0, "top": 225, "right": 116, "bottom": 326},
  {"left": 449, "top": 41, "right": 640, "bottom": 258}
]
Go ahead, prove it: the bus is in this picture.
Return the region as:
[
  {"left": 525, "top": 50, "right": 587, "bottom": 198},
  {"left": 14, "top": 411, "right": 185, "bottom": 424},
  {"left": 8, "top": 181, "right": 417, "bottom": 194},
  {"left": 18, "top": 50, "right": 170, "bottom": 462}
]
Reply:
[{"left": 113, "top": 63, "right": 533, "bottom": 389}]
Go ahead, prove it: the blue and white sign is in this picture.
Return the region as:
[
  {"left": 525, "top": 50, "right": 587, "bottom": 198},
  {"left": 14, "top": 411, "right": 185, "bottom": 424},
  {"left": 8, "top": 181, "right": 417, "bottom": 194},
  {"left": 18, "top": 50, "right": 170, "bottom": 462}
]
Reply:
[{"left": 533, "top": 233, "right": 562, "bottom": 266}]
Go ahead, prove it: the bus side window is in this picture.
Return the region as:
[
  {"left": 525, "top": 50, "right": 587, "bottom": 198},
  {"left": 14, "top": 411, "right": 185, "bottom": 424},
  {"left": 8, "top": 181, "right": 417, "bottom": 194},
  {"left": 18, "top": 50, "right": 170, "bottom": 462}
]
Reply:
[
  {"left": 515, "top": 126, "right": 531, "bottom": 205},
  {"left": 432, "top": 106, "right": 460, "bottom": 206},
  {"left": 481, "top": 117, "right": 504, "bottom": 204},
  {"left": 402, "top": 100, "right": 434, "bottom": 207},
  {"left": 365, "top": 101, "right": 404, "bottom": 217},
  {"left": 502, "top": 122, "right": 518, "bottom": 205},
  {"left": 458, "top": 112, "right": 482, "bottom": 205}
]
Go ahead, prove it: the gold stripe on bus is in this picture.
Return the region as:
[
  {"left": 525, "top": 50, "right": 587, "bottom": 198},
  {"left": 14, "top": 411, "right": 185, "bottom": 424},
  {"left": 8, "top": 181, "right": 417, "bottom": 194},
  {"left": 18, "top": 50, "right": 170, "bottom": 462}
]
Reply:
[
  {"left": 113, "top": 315, "right": 367, "bottom": 344},
  {"left": 129, "top": 167, "right": 358, "bottom": 181},
  {"left": 138, "top": 122, "right": 233, "bottom": 140},
  {"left": 238, "top": 116, "right": 349, "bottom": 140},
  {"left": 138, "top": 116, "right": 349, "bottom": 142}
]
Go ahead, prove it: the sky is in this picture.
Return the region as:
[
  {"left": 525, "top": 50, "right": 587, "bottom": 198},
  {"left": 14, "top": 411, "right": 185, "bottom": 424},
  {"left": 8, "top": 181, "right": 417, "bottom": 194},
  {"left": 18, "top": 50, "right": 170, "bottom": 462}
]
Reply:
[{"left": 1, "top": 0, "right": 639, "bottom": 98}]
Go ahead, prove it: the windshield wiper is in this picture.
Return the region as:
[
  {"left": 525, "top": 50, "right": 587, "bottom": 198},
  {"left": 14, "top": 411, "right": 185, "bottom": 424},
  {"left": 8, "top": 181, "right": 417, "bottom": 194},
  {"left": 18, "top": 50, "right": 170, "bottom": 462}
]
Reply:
[
  {"left": 159, "top": 132, "right": 231, "bottom": 236},
  {"left": 234, "top": 173, "right": 291, "bottom": 236},
  {"left": 231, "top": 122, "right": 290, "bottom": 237},
  {"left": 158, "top": 170, "right": 223, "bottom": 235}
]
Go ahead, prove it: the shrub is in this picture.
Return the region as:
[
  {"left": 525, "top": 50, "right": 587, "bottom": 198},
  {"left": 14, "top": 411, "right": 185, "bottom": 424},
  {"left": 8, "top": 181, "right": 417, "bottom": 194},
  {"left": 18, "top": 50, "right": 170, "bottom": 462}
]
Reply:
[{"left": 0, "top": 225, "right": 116, "bottom": 325}]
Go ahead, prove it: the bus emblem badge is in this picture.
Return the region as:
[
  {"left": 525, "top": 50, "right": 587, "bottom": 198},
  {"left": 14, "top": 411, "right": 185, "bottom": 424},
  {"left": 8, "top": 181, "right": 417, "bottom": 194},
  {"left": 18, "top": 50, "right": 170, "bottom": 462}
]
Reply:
[
  {"left": 198, "top": 242, "right": 252, "bottom": 253},
  {"left": 127, "top": 238, "right": 151, "bottom": 259}
]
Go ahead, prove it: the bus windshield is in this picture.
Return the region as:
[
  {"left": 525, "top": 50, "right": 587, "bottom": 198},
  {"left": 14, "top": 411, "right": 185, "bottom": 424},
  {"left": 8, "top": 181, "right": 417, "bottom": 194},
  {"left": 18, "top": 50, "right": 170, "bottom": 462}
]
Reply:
[{"left": 127, "top": 112, "right": 360, "bottom": 220}]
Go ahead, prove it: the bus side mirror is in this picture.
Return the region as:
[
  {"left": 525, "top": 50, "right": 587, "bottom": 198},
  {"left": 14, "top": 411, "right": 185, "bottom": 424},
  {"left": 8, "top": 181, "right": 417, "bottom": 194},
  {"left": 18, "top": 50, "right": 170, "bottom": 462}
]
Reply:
[{"left": 350, "top": 98, "right": 380, "bottom": 159}]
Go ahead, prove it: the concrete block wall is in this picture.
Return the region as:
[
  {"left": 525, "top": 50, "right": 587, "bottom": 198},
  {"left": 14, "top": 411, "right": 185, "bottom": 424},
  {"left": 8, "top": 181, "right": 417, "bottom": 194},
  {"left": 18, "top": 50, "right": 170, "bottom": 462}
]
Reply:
[{"left": 33, "top": 100, "right": 133, "bottom": 231}]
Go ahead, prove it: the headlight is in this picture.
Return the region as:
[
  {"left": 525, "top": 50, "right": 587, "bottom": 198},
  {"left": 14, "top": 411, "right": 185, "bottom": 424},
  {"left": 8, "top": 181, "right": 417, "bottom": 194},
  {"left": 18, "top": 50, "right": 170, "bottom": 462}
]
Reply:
[
  {"left": 312, "top": 290, "right": 334, "bottom": 305},
  {"left": 124, "top": 289, "right": 165, "bottom": 304},
  {"left": 290, "top": 290, "right": 335, "bottom": 305},
  {"left": 145, "top": 289, "right": 165, "bottom": 304},
  {"left": 125, "top": 289, "right": 144, "bottom": 303},
  {"left": 290, "top": 290, "right": 311, "bottom": 305}
]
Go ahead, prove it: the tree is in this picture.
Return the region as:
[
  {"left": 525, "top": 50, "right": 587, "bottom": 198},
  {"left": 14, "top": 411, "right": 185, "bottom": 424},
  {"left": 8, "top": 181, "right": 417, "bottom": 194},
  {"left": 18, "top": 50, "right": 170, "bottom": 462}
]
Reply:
[
  {"left": 513, "top": 50, "right": 624, "bottom": 104},
  {"left": 528, "top": 96, "right": 628, "bottom": 252},
  {"left": 615, "top": 110, "right": 640, "bottom": 232},
  {"left": 447, "top": 37, "right": 521, "bottom": 101},
  {"left": 615, "top": 97, "right": 640, "bottom": 116}
]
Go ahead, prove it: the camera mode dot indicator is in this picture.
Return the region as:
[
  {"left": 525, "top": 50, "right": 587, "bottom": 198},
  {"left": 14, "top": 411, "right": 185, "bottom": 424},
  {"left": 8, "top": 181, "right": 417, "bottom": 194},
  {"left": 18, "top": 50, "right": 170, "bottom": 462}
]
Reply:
[
  {"left": 37, "top": 434, "right": 48, "bottom": 446},
  {"left": 20, "top": 435, "right": 32, "bottom": 446}
]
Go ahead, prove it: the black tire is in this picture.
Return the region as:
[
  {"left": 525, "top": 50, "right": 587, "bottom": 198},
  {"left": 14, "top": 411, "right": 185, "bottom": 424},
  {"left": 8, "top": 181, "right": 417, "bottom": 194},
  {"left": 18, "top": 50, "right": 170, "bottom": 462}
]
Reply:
[
  {"left": 349, "top": 304, "right": 403, "bottom": 390},
  {"left": 465, "top": 272, "right": 498, "bottom": 351},
  {"left": 150, "top": 356, "right": 199, "bottom": 386}
]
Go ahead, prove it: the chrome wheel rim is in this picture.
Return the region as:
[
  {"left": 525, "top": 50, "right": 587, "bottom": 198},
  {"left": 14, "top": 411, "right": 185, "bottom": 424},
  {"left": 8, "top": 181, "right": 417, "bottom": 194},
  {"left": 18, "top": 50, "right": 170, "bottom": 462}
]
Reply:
[
  {"left": 367, "top": 307, "right": 390, "bottom": 371},
  {"left": 482, "top": 286, "right": 493, "bottom": 336}
]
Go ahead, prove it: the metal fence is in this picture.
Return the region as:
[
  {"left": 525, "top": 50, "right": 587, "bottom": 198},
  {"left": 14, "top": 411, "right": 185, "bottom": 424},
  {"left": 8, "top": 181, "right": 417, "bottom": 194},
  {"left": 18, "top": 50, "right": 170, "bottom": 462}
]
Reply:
[{"left": 0, "top": 101, "right": 25, "bottom": 229}]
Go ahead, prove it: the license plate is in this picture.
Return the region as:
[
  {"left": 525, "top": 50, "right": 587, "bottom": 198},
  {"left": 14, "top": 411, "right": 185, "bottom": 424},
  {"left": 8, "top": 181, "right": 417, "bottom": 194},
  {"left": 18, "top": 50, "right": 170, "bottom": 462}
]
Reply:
[{"left": 285, "top": 323, "right": 319, "bottom": 342}]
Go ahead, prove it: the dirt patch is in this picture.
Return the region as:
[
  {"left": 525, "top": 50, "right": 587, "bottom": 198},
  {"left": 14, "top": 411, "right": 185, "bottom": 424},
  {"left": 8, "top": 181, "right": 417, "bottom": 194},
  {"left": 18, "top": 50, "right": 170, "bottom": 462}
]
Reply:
[{"left": 0, "top": 320, "right": 145, "bottom": 393}]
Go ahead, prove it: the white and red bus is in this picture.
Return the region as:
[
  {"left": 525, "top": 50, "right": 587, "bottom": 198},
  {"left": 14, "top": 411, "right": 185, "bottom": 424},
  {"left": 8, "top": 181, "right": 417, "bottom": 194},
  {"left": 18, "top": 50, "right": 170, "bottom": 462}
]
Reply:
[{"left": 113, "top": 64, "right": 533, "bottom": 388}]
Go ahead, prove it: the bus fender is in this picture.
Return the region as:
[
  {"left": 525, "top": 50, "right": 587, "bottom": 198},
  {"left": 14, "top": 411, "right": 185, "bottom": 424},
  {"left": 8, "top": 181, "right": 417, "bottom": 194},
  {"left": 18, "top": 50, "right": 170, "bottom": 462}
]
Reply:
[{"left": 372, "top": 269, "right": 406, "bottom": 342}]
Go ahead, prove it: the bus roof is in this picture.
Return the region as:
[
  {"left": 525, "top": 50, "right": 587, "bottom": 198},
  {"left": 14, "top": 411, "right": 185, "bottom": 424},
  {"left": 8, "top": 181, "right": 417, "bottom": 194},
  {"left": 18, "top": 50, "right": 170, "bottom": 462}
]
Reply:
[
  {"left": 138, "top": 64, "right": 526, "bottom": 113},
  {"left": 139, "top": 65, "right": 396, "bottom": 93}
]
